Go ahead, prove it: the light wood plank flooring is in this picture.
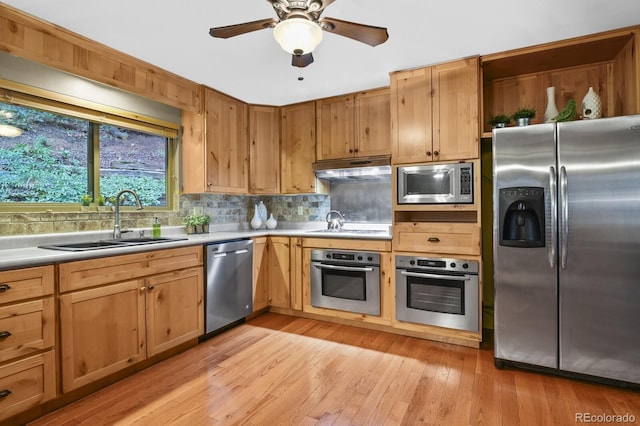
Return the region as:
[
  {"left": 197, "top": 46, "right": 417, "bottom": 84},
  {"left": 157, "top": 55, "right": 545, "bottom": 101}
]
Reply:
[{"left": 30, "top": 313, "right": 640, "bottom": 425}]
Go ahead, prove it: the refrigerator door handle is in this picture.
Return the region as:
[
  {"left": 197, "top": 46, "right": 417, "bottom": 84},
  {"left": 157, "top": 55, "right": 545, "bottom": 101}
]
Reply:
[
  {"left": 560, "top": 165, "right": 569, "bottom": 269},
  {"left": 549, "top": 166, "right": 557, "bottom": 268}
]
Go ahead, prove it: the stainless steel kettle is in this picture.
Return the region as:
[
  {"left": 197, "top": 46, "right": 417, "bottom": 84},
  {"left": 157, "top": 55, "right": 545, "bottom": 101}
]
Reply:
[{"left": 326, "top": 210, "right": 345, "bottom": 230}]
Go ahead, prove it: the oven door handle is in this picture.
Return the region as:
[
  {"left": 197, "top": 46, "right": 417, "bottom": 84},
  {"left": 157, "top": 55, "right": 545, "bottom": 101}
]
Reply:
[
  {"left": 400, "top": 270, "right": 471, "bottom": 281},
  {"left": 313, "top": 263, "right": 375, "bottom": 272}
]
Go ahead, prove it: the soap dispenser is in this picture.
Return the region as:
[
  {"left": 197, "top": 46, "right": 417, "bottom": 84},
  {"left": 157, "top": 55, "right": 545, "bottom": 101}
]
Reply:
[{"left": 152, "top": 217, "right": 161, "bottom": 238}]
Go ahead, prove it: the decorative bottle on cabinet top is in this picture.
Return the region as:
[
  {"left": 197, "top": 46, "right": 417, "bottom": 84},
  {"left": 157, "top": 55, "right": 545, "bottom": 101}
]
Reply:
[
  {"left": 581, "top": 87, "right": 602, "bottom": 119},
  {"left": 544, "top": 86, "right": 560, "bottom": 123},
  {"left": 266, "top": 213, "right": 278, "bottom": 230}
]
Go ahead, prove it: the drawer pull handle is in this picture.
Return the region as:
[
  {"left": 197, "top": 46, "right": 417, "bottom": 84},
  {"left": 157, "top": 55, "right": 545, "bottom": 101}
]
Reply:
[
  {"left": 0, "top": 389, "right": 11, "bottom": 399},
  {"left": 0, "top": 284, "right": 11, "bottom": 292},
  {"left": 0, "top": 331, "right": 11, "bottom": 339},
  {"left": 427, "top": 237, "right": 441, "bottom": 243}
]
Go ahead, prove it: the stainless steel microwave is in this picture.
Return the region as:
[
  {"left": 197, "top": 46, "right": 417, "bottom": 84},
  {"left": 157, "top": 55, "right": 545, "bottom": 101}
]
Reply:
[{"left": 397, "top": 162, "right": 473, "bottom": 204}]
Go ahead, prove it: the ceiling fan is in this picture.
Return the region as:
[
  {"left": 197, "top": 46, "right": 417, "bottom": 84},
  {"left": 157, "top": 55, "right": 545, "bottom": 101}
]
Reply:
[{"left": 209, "top": 0, "right": 389, "bottom": 67}]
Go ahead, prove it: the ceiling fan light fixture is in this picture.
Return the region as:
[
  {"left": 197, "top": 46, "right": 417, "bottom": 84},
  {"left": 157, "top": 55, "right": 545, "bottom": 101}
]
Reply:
[{"left": 273, "top": 17, "right": 323, "bottom": 55}]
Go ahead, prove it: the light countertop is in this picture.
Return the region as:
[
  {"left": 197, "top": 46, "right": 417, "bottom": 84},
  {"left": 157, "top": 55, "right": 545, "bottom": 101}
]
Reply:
[{"left": 0, "top": 223, "right": 391, "bottom": 270}]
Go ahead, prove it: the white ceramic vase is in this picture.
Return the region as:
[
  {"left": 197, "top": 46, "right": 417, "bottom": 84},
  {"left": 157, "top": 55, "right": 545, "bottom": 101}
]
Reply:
[
  {"left": 258, "top": 201, "right": 267, "bottom": 228},
  {"left": 266, "top": 213, "right": 278, "bottom": 230},
  {"left": 250, "top": 205, "right": 262, "bottom": 230},
  {"left": 543, "top": 86, "right": 559, "bottom": 123},
  {"left": 581, "top": 87, "right": 602, "bottom": 119}
]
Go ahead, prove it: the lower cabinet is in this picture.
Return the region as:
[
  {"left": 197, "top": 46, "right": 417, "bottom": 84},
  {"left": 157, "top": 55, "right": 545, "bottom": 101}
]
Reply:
[
  {"left": 58, "top": 246, "right": 204, "bottom": 393},
  {"left": 252, "top": 237, "right": 302, "bottom": 311}
]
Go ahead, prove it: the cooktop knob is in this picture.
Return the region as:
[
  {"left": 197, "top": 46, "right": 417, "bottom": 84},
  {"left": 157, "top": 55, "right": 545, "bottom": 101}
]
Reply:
[
  {"left": 462, "top": 263, "right": 469, "bottom": 269},
  {"left": 450, "top": 262, "right": 456, "bottom": 268},
  {"left": 326, "top": 254, "right": 332, "bottom": 259},
  {"left": 409, "top": 260, "right": 416, "bottom": 265},
  {"left": 368, "top": 256, "right": 373, "bottom": 261},
  {"left": 357, "top": 256, "right": 363, "bottom": 261}
]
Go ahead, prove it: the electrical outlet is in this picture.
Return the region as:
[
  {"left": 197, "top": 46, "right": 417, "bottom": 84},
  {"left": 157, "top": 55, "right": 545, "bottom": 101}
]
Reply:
[
  {"left": 297, "top": 206, "right": 304, "bottom": 215},
  {"left": 193, "top": 207, "right": 203, "bottom": 215}
]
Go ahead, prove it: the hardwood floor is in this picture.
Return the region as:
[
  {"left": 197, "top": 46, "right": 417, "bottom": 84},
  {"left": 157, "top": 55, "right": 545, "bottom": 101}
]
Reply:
[{"left": 30, "top": 313, "right": 640, "bottom": 425}]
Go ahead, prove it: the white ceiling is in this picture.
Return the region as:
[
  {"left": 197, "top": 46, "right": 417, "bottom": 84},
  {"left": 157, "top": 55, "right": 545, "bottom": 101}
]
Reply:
[{"left": 4, "top": 0, "right": 640, "bottom": 106}]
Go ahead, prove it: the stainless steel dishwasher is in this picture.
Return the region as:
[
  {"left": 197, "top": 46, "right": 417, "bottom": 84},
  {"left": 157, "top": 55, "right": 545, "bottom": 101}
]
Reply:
[{"left": 203, "top": 239, "right": 253, "bottom": 338}]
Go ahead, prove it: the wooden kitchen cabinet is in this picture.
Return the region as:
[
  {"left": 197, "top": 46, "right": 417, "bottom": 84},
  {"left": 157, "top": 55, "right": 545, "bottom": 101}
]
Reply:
[
  {"left": 0, "top": 265, "right": 56, "bottom": 422},
  {"left": 390, "top": 57, "right": 479, "bottom": 164},
  {"left": 249, "top": 105, "right": 280, "bottom": 194},
  {"left": 481, "top": 27, "right": 640, "bottom": 134},
  {"left": 316, "top": 88, "right": 390, "bottom": 161},
  {"left": 252, "top": 237, "right": 269, "bottom": 312},
  {"left": 182, "top": 86, "right": 248, "bottom": 194},
  {"left": 268, "top": 237, "right": 292, "bottom": 309},
  {"left": 280, "top": 102, "right": 327, "bottom": 194},
  {"left": 59, "top": 246, "right": 204, "bottom": 393},
  {"left": 393, "top": 222, "right": 481, "bottom": 256}
]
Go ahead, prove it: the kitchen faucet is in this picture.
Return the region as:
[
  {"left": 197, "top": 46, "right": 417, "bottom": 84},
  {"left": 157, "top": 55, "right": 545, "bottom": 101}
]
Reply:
[
  {"left": 326, "top": 210, "right": 345, "bottom": 230},
  {"left": 113, "top": 189, "right": 143, "bottom": 239}
]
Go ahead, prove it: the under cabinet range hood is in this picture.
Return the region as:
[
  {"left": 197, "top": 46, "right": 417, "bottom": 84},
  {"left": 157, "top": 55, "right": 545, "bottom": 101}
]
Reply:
[{"left": 313, "top": 155, "right": 391, "bottom": 181}]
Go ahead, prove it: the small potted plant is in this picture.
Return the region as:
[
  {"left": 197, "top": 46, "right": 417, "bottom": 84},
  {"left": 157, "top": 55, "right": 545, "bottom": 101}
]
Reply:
[
  {"left": 184, "top": 215, "right": 198, "bottom": 235},
  {"left": 80, "top": 194, "right": 92, "bottom": 211},
  {"left": 490, "top": 114, "right": 512, "bottom": 128},
  {"left": 199, "top": 214, "right": 211, "bottom": 233},
  {"left": 97, "top": 194, "right": 109, "bottom": 212},
  {"left": 512, "top": 107, "right": 537, "bottom": 126}
]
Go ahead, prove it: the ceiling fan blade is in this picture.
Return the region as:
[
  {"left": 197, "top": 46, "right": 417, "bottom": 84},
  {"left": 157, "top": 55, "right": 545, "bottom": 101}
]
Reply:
[
  {"left": 292, "top": 52, "right": 314, "bottom": 68},
  {"left": 209, "top": 18, "right": 278, "bottom": 39},
  {"left": 319, "top": 17, "right": 389, "bottom": 47}
]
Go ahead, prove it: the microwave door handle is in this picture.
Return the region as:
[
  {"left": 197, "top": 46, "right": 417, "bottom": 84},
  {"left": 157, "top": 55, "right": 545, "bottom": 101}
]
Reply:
[
  {"left": 400, "top": 270, "right": 471, "bottom": 281},
  {"left": 313, "top": 264, "right": 374, "bottom": 273}
]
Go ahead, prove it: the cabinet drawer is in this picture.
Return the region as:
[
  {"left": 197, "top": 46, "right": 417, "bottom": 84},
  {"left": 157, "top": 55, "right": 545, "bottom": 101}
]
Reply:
[
  {"left": 393, "top": 223, "right": 481, "bottom": 256},
  {"left": 59, "top": 245, "right": 203, "bottom": 292},
  {"left": 0, "top": 266, "right": 54, "bottom": 305},
  {"left": 0, "top": 298, "right": 55, "bottom": 363},
  {"left": 0, "top": 351, "right": 56, "bottom": 422}
]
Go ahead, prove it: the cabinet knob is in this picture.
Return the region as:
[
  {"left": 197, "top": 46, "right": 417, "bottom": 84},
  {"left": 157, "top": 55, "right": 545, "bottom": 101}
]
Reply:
[
  {"left": 0, "top": 389, "right": 11, "bottom": 399},
  {"left": 426, "top": 151, "right": 432, "bottom": 157},
  {"left": 427, "top": 237, "right": 441, "bottom": 243},
  {"left": 0, "top": 284, "right": 11, "bottom": 292},
  {"left": 433, "top": 150, "right": 439, "bottom": 157},
  {"left": 139, "top": 287, "right": 146, "bottom": 294},
  {"left": 0, "top": 331, "right": 11, "bottom": 339},
  {"left": 349, "top": 149, "right": 353, "bottom": 153},
  {"left": 148, "top": 285, "right": 155, "bottom": 291}
]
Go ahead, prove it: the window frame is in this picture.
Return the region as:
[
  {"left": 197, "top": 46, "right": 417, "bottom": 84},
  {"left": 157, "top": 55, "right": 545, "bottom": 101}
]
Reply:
[{"left": 0, "top": 79, "right": 178, "bottom": 212}]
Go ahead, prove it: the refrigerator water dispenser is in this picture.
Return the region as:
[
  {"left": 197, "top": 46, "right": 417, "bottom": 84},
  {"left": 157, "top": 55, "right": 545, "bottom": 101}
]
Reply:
[{"left": 498, "top": 187, "right": 545, "bottom": 247}]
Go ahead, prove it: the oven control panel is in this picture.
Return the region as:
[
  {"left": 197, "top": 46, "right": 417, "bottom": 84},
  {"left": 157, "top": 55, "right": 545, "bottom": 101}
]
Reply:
[
  {"left": 396, "top": 255, "right": 478, "bottom": 274},
  {"left": 311, "top": 249, "right": 380, "bottom": 266}
]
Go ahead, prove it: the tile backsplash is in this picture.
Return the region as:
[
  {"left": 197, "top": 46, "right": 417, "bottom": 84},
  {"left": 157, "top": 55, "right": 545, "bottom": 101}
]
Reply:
[{"left": 0, "top": 194, "right": 331, "bottom": 236}]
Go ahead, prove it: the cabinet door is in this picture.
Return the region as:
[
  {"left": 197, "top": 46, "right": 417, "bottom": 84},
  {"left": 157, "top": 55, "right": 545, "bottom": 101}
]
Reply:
[
  {"left": 60, "top": 280, "right": 146, "bottom": 393},
  {"left": 391, "top": 67, "right": 433, "bottom": 164},
  {"left": 280, "top": 102, "right": 320, "bottom": 194},
  {"left": 432, "top": 57, "right": 480, "bottom": 160},
  {"left": 268, "top": 237, "right": 291, "bottom": 309},
  {"left": 252, "top": 237, "right": 269, "bottom": 312},
  {"left": 289, "top": 237, "right": 303, "bottom": 311},
  {"left": 146, "top": 267, "right": 204, "bottom": 357},
  {"left": 355, "top": 88, "right": 391, "bottom": 157},
  {"left": 204, "top": 88, "right": 248, "bottom": 193},
  {"left": 249, "top": 105, "right": 280, "bottom": 194},
  {"left": 316, "top": 94, "right": 355, "bottom": 160}
]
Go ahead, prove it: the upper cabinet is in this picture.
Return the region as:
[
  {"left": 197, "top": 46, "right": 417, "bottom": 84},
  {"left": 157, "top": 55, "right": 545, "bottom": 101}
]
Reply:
[
  {"left": 182, "top": 87, "right": 248, "bottom": 194},
  {"left": 390, "top": 57, "right": 480, "bottom": 164},
  {"left": 481, "top": 27, "right": 640, "bottom": 135},
  {"left": 316, "top": 88, "right": 391, "bottom": 161},
  {"left": 280, "top": 101, "right": 328, "bottom": 194},
  {"left": 204, "top": 88, "right": 248, "bottom": 194},
  {"left": 249, "top": 105, "right": 280, "bottom": 194}
]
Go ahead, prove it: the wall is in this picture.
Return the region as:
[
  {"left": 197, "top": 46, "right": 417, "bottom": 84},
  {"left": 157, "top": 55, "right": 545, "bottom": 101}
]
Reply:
[{"left": 0, "top": 193, "right": 331, "bottom": 236}]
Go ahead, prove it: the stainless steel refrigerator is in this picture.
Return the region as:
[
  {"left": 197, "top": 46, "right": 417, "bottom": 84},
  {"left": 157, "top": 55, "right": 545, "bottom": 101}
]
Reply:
[{"left": 492, "top": 115, "right": 640, "bottom": 385}]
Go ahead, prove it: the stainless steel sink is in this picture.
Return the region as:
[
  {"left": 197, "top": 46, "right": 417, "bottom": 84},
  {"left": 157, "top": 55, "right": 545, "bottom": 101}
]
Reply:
[
  {"left": 306, "top": 229, "right": 387, "bottom": 235},
  {"left": 38, "top": 237, "right": 187, "bottom": 252}
]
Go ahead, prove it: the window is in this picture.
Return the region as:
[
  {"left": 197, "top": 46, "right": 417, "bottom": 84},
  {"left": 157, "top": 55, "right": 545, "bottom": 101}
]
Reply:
[{"left": 0, "top": 90, "right": 176, "bottom": 209}]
